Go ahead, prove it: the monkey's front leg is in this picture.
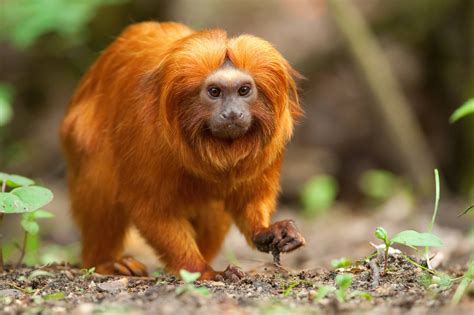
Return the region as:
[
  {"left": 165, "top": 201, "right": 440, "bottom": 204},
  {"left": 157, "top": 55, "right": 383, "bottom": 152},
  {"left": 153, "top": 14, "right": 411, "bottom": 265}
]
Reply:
[
  {"left": 131, "top": 203, "right": 243, "bottom": 281},
  {"left": 229, "top": 190, "right": 305, "bottom": 264}
]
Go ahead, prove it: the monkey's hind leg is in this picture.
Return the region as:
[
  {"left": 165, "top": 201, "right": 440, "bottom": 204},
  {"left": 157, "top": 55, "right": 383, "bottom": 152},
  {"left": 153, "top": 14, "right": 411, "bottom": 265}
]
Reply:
[{"left": 69, "top": 170, "right": 147, "bottom": 276}]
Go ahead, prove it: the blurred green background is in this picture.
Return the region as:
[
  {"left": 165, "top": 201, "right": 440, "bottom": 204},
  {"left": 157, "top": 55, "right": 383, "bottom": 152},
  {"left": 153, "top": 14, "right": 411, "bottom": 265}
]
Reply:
[{"left": 0, "top": 0, "right": 473, "bottom": 265}]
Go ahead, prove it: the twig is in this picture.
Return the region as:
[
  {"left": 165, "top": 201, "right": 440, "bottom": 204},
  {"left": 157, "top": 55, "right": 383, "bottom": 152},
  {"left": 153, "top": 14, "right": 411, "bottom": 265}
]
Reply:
[
  {"left": 457, "top": 205, "right": 474, "bottom": 217},
  {"left": 369, "top": 258, "right": 380, "bottom": 289}
]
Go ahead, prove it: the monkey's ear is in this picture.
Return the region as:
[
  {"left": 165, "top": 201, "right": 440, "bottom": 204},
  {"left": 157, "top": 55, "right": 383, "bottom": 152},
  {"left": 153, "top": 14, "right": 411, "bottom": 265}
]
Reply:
[{"left": 287, "top": 66, "right": 304, "bottom": 121}]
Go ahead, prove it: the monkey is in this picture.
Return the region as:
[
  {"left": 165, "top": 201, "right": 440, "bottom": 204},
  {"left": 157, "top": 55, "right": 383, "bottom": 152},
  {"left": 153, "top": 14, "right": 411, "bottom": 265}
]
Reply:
[{"left": 60, "top": 21, "right": 305, "bottom": 280}]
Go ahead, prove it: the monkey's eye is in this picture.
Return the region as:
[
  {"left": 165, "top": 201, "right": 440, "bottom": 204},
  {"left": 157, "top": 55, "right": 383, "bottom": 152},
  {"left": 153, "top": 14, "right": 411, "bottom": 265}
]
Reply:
[
  {"left": 238, "top": 85, "right": 251, "bottom": 96},
  {"left": 208, "top": 87, "right": 222, "bottom": 98}
]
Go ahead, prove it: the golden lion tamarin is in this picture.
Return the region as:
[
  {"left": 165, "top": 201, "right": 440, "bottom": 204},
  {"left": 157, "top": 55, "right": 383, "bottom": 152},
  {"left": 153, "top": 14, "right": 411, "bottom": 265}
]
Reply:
[{"left": 60, "top": 22, "right": 305, "bottom": 280}]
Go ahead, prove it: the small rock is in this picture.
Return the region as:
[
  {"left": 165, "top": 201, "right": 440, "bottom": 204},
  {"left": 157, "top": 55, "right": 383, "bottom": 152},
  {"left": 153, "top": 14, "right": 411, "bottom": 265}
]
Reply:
[
  {"left": 297, "top": 289, "right": 308, "bottom": 298},
  {"left": 308, "top": 289, "right": 316, "bottom": 301},
  {"left": 97, "top": 278, "right": 129, "bottom": 293},
  {"left": 209, "top": 281, "right": 225, "bottom": 287},
  {"left": 64, "top": 270, "right": 75, "bottom": 281},
  {"left": 75, "top": 303, "right": 95, "bottom": 314}
]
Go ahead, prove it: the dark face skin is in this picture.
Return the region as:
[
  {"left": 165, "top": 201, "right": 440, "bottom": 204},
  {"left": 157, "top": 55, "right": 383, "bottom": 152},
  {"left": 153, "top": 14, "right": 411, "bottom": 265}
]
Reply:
[{"left": 200, "top": 65, "right": 256, "bottom": 139}]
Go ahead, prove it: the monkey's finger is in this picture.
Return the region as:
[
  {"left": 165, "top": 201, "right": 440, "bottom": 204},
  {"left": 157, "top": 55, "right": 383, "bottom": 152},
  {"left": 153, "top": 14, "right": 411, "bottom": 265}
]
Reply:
[{"left": 279, "top": 236, "right": 305, "bottom": 253}]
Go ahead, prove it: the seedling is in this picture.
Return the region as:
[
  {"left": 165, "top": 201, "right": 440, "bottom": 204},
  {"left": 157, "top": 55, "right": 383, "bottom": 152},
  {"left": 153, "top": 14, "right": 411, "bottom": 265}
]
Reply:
[
  {"left": 0, "top": 172, "right": 54, "bottom": 271},
  {"left": 313, "top": 274, "right": 371, "bottom": 303},
  {"left": 175, "top": 269, "right": 210, "bottom": 297},
  {"left": 81, "top": 267, "right": 96, "bottom": 279},
  {"left": 374, "top": 227, "right": 443, "bottom": 274}
]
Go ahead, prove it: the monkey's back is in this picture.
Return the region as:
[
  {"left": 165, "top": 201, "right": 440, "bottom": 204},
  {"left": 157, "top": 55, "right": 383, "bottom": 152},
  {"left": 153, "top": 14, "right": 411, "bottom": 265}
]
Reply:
[{"left": 60, "top": 22, "right": 193, "bottom": 159}]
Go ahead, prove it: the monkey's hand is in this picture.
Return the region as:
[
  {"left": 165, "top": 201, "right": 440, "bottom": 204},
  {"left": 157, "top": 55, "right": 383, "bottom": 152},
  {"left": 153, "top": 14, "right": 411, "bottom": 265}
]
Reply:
[{"left": 252, "top": 220, "right": 305, "bottom": 264}]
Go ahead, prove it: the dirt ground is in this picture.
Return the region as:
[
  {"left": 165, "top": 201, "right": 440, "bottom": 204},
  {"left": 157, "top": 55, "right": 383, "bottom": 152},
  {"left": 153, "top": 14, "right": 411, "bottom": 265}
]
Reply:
[
  {"left": 1, "top": 199, "right": 474, "bottom": 314},
  {"left": 1, "top": 256, "right": 473, "bottom": 314}
]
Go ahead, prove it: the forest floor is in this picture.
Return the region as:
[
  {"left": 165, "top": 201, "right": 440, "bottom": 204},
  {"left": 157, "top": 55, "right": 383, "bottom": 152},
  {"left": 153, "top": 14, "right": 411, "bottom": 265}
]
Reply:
[
  {"left": 0, "top": 256, "right": 473, "bottom": 315},
  {"left": 1, "top": 198, "right": 473, "bottom": 314}
]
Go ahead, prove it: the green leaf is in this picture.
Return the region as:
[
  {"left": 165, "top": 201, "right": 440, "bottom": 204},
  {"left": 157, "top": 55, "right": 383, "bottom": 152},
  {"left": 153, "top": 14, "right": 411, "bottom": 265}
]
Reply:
[
  {"left": 392, "top": 230, "right": 443, "bottom": 248},
  {"left": 179, "top": 269, "right": 201, "bottom": 283},
  {"left": 359, "top": 169, "right": 397, "bottom": 200},
  {"left": 21, "top": 216, "right": 40, "bottom": 234},
  {"left": 450, "top": 98, "right": 474, "bottom": 123},
  {"left": 314, "top": 286, "right": 333, "bottom": 302},
  {"left": 11, "top": 186, "right": 53, "bottom": 212},
  {"left": 374, "top": 227, "right": 389, "bottom": 243},
  {"left": 331, "top": 257, "right": 352, "bottom": 269},
  {"left": 0, "top": 83, "right": 14, "bottom": 127},
  {"left": 350, "top": 290, "right": 372, "bottom": 301},
  {"left": 4, "top": 174, "right": 35, "bottom": 187},
  {"left": 335, "top": 273, "right": 353, "bottom": 290},
  {"left": 43, "top": 292, "right": 65, "bottom": 300},
  {"left": 301, "top": 175, "right": 338, "bottom": 216},
  {"left": 1, "top": 0, "right": 128, "bottom": 49},
  {"left": 0, "top": 192, "right": 28, "bottom": 213}
]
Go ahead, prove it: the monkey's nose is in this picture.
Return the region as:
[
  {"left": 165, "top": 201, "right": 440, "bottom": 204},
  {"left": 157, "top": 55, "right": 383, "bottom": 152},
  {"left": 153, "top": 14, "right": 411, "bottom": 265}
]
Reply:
[{"left": 220, "top": 110, "right": 244, "bottom": 122}]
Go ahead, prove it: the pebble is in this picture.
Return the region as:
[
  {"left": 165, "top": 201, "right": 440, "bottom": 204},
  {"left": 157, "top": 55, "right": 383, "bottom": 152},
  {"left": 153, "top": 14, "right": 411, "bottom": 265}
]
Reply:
[
  {"left": 97, "top": 278, "right": 129, "bottom": 293},
  {"left": 75, "top": 303, "right": 95, "bottom": 314},
  {"left": 64, "top": 270, "right": 75, "bottom": 281},
  {"left": 297, "top": 289, "right": 308, "bottom": 298},
  {"left": 209, "top": 281, "right": 225, "bottom": 287},
  {"left": 308, "top": 289, "right": 317, "bottom": 300}
]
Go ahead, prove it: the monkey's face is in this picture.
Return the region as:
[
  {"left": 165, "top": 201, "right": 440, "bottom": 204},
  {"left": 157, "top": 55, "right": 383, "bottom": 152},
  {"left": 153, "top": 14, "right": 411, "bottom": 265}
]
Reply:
[
  {"left": 200, "top": 65, "right": 256, "bottom": 140},
  {"left": 156, "top": 31, "right": 300, "bottom": 170}
]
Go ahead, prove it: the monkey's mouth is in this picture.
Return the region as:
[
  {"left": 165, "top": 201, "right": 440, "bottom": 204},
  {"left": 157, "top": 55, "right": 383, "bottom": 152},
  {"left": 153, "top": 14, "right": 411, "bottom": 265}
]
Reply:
[{"left": 209, "top": 121, "right": 251, "bottom": 140}]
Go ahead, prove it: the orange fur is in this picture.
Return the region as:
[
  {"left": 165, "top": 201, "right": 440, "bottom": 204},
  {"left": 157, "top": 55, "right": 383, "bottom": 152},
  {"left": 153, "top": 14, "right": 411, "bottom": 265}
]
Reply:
[{"left": 61, "top": 22, "right": 301, "bottom": 279}]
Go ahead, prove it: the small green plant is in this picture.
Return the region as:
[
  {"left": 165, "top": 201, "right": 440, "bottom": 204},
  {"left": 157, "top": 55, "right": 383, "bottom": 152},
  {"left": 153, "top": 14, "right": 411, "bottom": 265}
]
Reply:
[
  {"left": 314, "top": 273, "right": 371, "bottom": 303},
  {"left": 374, "top": 227, "right": 443, "bottom": 274},
  {"left": 0, "top": 172, "right": 54, "bottom": 271},
  {"left": 175, "top": 270, "right": 210, "bottom": 297},
  {"left": 300, "top": 175, "right": 338, "bottom": 217},
  {"left": 331, "top": 257, "right": 352, "bottom": 269},
  {"left": 81, "top": 267, "right": 96, "bottom": 279},
  {"left": 334, "top": 273, "right": 352, "bottom": 302},
  {"left": 374, "top": 169, "right": 443, "bottom": 274}
]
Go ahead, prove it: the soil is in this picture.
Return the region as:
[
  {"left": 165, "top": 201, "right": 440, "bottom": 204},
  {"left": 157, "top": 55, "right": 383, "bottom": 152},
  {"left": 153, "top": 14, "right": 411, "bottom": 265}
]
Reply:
[
  {"left": 1, "top": 253, "right": 473, "bottom": 314},
  {"left": 1, "top": 202, "right": 474, "bottom": 314}
]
